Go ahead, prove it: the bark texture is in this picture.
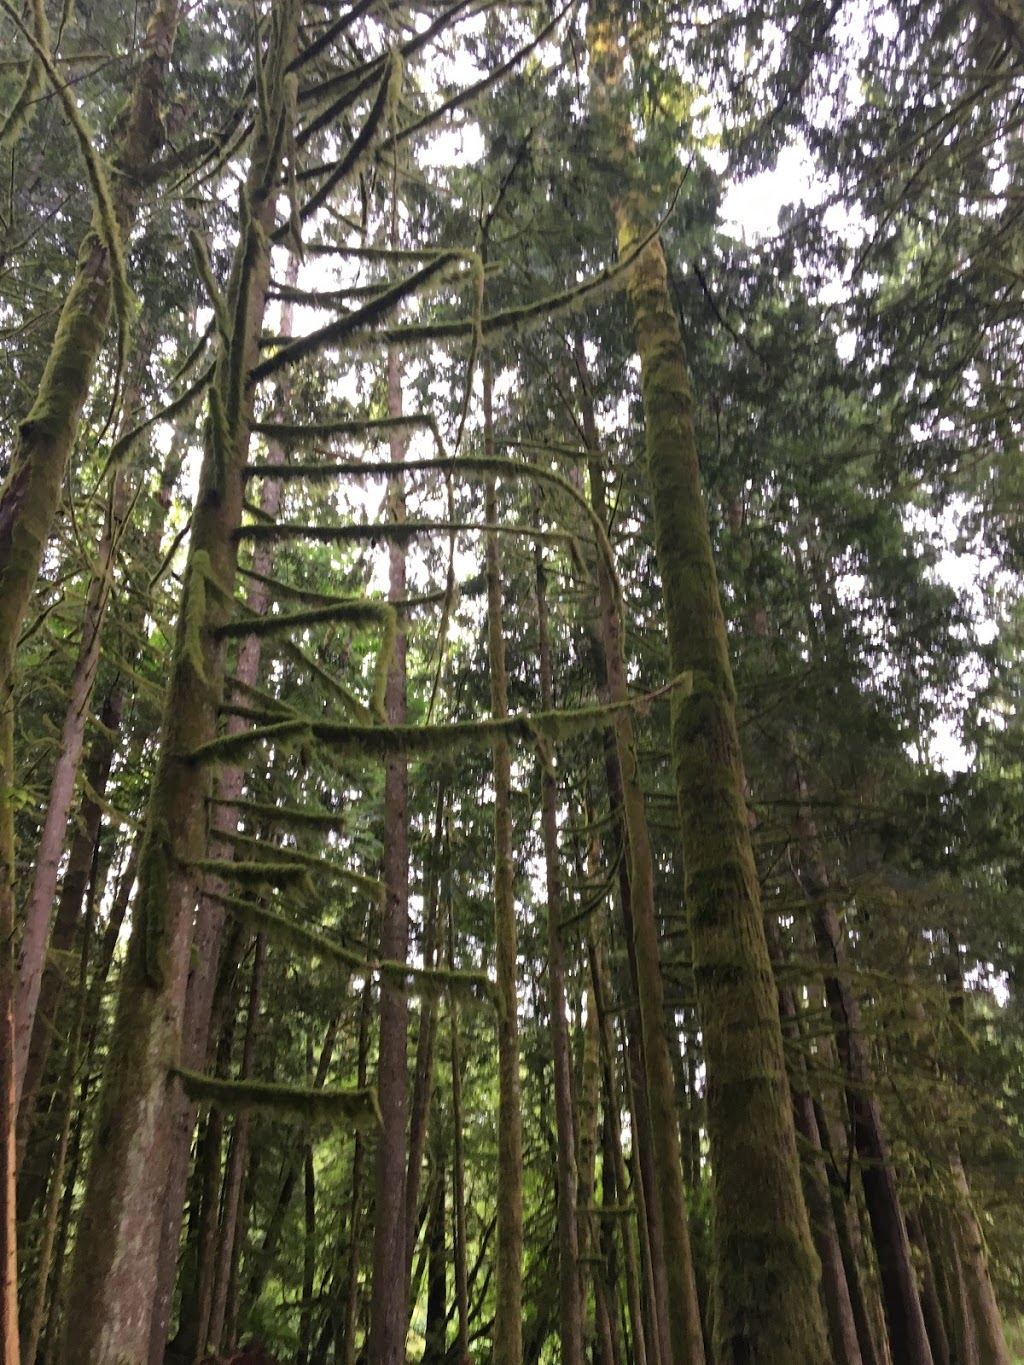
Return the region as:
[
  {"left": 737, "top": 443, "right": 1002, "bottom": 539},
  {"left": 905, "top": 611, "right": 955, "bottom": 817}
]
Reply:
[
  {"left": 586, "top": 10, "right": 829, "bottom": 1358},
  {"left": 60, "top": 10, "right": 298, "bottom": 1358},
  {"left": 367, "top": 344, "right": 410, "bottom": 1365},
  {"left": 482, "top": 354, "right": 524, "bottom": 1365}
]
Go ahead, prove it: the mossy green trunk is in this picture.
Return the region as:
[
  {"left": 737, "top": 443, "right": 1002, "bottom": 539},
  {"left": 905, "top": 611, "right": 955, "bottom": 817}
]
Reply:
[
  {"left": 59, "top": 7, "right": 298, "bottom": 1360},
  {"left": 0, "top": 8, "right": 179, "bottom": 1341},
  {"left": 577, "top": 331, "right": 702, "bottom": 1365},
  {"left": 620, "top": 223, "right": 827, "bottom": 1363}
]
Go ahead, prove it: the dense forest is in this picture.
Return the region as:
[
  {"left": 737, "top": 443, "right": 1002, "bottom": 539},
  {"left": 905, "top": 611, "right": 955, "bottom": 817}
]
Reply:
[{"left": 0, "top": 1, "right": 1022, "bottom": 1362}]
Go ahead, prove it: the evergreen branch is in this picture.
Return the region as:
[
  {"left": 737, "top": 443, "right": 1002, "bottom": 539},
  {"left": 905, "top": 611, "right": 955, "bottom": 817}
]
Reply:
[
  {"left": 294, "top": 47, "right": 402, "bottom": 225},
  {"left": 234, "top": 520, "right": 574, "bottom": 547},
  {"left": 188, "top": 675, "right": 693, "bottom": 767},
  {"left": 220, "top": 830, "right": 384, "bottom": 900},
  {"left": 215, "top": 599, "right": 394, "bottom": 639},
  {"left": 221, "top": 896, "right": 496, "bottom": 1007},
  {"left": 250, "top": 253, "right": 467, "bottom": 383},
  {"left": 210, "top": 796, "right": 346, "bottom": 833},
  {"left": 0, "top": 0, "right": 48, "bottom": 147},
  {"left": 0, "top": 0, "right": 132, "bottom": 359},
  {"left": 173, "top": 1068, "right": 382, "bottom": 1131}
]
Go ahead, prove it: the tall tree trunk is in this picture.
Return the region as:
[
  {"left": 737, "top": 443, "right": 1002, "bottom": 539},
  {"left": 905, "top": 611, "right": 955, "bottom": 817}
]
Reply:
[
  {"left": 765, "top": 915, "right": 863, "bottom": 1365},
  {"left": 421, "top": 1159, "right": 447, "bottom": 1365},
  {"left": 789, "top": 776, "right": 934, "bottom": 1365},
  {"left": 341, "top": 978, "right": 373, "bottom": 1365},
  {"left": 584, "top": 15, "right": 829, "bottom": 1357},
  {"left": 0, "top": 13, "right": 178, "bottom": 1338},
  {"left": 367, "top": 337, "right": 410, "bottom": 1365},
  {"left": 534, "top": 541, "right": 584, "bottom": 1365},
  {"left": 482, "top": 352, "right": 524, "bottom": 1365},
  {"left": 575, "top": 332, "right": 702, "bottom": 1365},
  {"left": 207, "top": 936, "right": 265, "bottom": 1357},
  {"left": 447, "top": 903, "right": 470, "bottom": 1365},
  {"left": 20, "top": 843, "right": 95, "bottom": 1365},
  {"left": 585, "top": 910, "right": 647, "bottom": 1365},
  {"left": 403, "top": 786, "right": 445, "bottom": 1319},
  {"left": 15, "top": 465, "right": 126, "bottom": 1110},
  {"left": 148, "top": 251, "right": 298, "bottom": 1364},
  {"left": 60, "top": 12, "right": 299, "bottom": 1358}
]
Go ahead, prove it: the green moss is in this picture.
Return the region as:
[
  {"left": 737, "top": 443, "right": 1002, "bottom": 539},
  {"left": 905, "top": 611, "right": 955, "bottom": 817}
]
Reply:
[
  {"left": 190, "top": 679, "right": 690, "bottom": 768},
  {"left": 0, "top": 0, "right": 49, "bottom": 147},
  {"left": 216, "top": 597, "right": 394, "bottom": 640},
  {"left": 211, "top": 796, "right": 346, "bottom": 833},
  {"left": 188, "top": 229, "right": 229, "bottom": 339},
  {"left": 220, "top": 830, "right": 384, "bottom": 901},
  {"left": 219, "top": 894, "right": 496, "bottom": 1007},
  {"left": 183, "top": 550, "right": 212, "bottom": 683},
  {"left": 174, "top": 1068, "right": 382, "bottom": 1132},
  {"left": 251, "top": 253, "right": 464, "bottom": 382}
]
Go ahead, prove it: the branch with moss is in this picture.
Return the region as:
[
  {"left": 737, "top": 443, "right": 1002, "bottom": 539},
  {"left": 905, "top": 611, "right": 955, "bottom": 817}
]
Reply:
[
  {"left": 189, "top": 674, "right": 693, "bottom": 768},
  {"left": 172, "top": 1069, "right": 382, "bottom": 1131},
  {"left": 219, "top": 895, "right": 497, "bottom": 1008}
]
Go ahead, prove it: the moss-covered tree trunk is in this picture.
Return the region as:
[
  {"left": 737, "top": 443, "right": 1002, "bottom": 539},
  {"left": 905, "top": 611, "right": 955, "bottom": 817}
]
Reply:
[
  {"left": 0, "top": 8, "right": 179, "bottom": 1343},
  {"left": 585, "top": 11, "right": 829, "bottom": 1360},
  {"left": 59, "top": 9, "right": 298, "bottom": 1359},
  {"left": 482, "top": 354, "right": 524, "bottom": 1365},
  {"left": 586, "top": 915, "right": 648, "bottom": 1365},
  {"left": 576, "top": 332, "right": 703, "bottom": 1365},
  {"left": 368, "top": 343, "right": 411, "bottom": 1365},
  {"left": 148, "top": 258, "right": 297, "bottom": 1365},
  {"left": 535, "top": 542, "right": 585, "bottom": 1365}
]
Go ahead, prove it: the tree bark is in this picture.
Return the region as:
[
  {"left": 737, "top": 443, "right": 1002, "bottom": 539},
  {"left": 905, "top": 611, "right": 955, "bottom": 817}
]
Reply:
[
  {"left": 148, "top": 250, "right": 298, "bottom": 1364},
  {"left": 583, "top": 16, "right": 830, "bottom": 1354},
  {"left": 575, "top": 331, "right": 702, "bottom": 1365},
  {"left": 60, "top": 12, "right": 298, "bottom": 1357},
  {"left": 367, "top": 337, "right": 410, "bottom": 1365},
  {"left": 534, "top": 541, "right": 585, "bottom": 1365},
  {"left": 789, "top": 777, "right": 934, "bottom": 1365},
  {"left": 482, "top": 352, "right": 524, "bottom": 1365}
]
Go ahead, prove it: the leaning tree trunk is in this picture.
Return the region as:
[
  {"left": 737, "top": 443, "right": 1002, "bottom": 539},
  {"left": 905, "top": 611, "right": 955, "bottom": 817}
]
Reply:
[
  {"left": 60, "top": 10, "right": 298, "bottom": 1360},
  {"left": 482, "top": 352, "right": 524, "bottom": 1365},
  {"left": 585, "top": 9, "right": 829, "bottom": 1360}
]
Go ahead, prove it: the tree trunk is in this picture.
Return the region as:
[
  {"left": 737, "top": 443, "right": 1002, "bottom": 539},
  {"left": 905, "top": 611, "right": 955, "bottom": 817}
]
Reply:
[
  {"left": 148, "top": 248, "right": 298, "bottom": 1364},
  {"left": 789, "top": 778, "right": 934, "bottom": 1365},
  {"left": 403, "top": 787, "right": 445, "bottom": 1318},
  {"left": 0, "top": 12, "right": 178, "bottom": 1334},
  {"left": 575, "top": 331, "right": 702, "bottom": 1365},
  {"left": 447, "top": 903, "right": 470, "bottom": 1365},
  {"left": 421, "top": 1160, "right": 447, "bottom": 1365},
  {"left": 583, "top": 16, "right": 830, "bottom": 1355},
  {"left": 534, "top": 541, "right": 584, "bottom": 1365},
  {"left": 765, "top": 914, "right": 863, "bottom": 1365},
  {"left": 207, "top": 936, "right": 265, "bottom": 1357},
  {"left": 367, "top": 339, "right": 410, "bottom": 1365},
  {"left": 482, "top": 353, "right": 523, "bottom": 1365},
  {"left": 60, "top": 12, "right": 298, "bottom": 1357}
]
